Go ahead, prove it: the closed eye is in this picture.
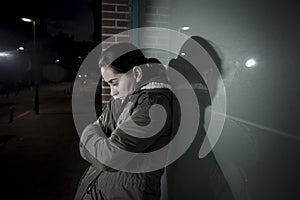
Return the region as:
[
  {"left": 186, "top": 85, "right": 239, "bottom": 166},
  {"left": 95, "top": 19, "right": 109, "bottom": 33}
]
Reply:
[
  {"left": 108, "top": 78, "right": 118, "bottom": 87},
  {"left": 111, "top": 80, "right": 118, "bottom": 86}
]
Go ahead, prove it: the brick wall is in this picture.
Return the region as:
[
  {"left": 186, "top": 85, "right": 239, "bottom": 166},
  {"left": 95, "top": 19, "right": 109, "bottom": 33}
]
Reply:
[
  {"left": 100, "top": 0, "right": 171, "bottom": 106},
  {"left": 101, "top": 0, "right": 131, "bottom": 104}
]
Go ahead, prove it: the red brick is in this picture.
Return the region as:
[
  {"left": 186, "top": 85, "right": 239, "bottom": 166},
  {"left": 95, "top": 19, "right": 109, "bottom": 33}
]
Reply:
[
  {"left": 102, "top": 80, "right": 109, "bottom": 86},
  {"left": 116, "top": 20, "right": 128, "bottom": 27},
  {"left": 117, "top": 5, "right": 129, "bottom": 12},
  {"left": 102, "top": 4, "right": 116, "bottom": 11},
  {"left": 102, "top": 12, "right": 129, "bottom": 20},
  {"left": 103, "top": 28, "right": 127, "bottom": 35},
  {"left": 102, "top": 35, "right": 110, "bottom": 41},
  {"left": 102, "top": 95, "right": 112, "bottom": 102},
  {"left": 102, "top": 88, "right": 111, "bottom": 94},
  {"left": 102, "top": 20, "right": 115, "bottom": 26},
  {"left": 103, "top": 0, "right": 129, "bottom": 4}
]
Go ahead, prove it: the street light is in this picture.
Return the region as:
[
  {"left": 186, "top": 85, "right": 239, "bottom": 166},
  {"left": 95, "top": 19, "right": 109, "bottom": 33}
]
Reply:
[
  {"left": 0, "top": 52, "right": 10, "bottom": 57},
  {"left": 17, "top": 46, "right": 25, "bottom": 51},
  {"left": 21, "top": 18, "right": 36, "bottom": 51},
  {"left": 21, "top": 17, "right": 39, "bottom": 115},
  {"left": 180, "top": 26, "right": 190, "bottom": 31}
]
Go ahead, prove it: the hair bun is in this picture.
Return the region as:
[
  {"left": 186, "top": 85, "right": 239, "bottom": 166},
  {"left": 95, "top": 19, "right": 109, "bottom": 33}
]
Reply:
[{"left": 146, "top": 58, "right": 162, "bottom": 64}]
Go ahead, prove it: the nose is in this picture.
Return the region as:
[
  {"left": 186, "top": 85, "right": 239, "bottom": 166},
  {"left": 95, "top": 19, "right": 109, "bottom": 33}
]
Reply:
[{"left": 110, "top": 87, "right": 118, "bottom": 97}]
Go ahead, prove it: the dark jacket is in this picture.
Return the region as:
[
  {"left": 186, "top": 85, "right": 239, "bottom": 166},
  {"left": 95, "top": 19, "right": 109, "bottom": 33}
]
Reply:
[{"left": 75, "top": 83, "right": 174, "bottom": 200}]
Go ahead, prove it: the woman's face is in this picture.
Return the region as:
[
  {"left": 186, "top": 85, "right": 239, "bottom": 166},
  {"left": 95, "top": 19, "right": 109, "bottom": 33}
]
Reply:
[{"left": 101, "top": 66, "right": 137, "bottom": 101}]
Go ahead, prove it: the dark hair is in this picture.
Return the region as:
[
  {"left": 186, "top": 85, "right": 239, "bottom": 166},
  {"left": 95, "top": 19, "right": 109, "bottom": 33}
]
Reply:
[
  {"left": 99, "top": 42, "right": 147, "bottom": 73},
  {"left": 99, "top": 43, "right": 169, "bottom": 85}
]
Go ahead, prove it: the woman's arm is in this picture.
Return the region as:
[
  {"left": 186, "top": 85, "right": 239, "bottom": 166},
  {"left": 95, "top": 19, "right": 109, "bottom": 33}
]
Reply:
[
  {"left": 79, "top": 99, "right": 121, "bottom": 171},
  {"left": 80, "top": 91, "right": 173, "bottom": 172}
]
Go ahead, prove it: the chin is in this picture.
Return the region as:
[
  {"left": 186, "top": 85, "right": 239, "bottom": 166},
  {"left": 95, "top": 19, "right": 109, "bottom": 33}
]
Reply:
[{"left": 113, "top": 96, "right": 124, "bottom": 101}]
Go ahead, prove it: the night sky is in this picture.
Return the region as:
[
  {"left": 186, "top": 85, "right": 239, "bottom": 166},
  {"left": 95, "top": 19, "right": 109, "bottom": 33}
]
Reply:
[{"left": 0, "top": 0, "right": 94, "bottom": 46}]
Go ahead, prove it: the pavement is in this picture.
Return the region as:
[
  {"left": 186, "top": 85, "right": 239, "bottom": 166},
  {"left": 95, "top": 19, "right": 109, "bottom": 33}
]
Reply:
[
  {"left": 1, "top": 82, "right": 300, "bottom": 200},
  {"left": 0, "top": 82, "right": 90, "bottom": 200}
]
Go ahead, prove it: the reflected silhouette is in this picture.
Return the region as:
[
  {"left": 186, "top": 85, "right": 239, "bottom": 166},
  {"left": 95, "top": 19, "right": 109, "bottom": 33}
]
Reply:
[{"left": 165, "top": 36, "right": 235, "bottom": 200}]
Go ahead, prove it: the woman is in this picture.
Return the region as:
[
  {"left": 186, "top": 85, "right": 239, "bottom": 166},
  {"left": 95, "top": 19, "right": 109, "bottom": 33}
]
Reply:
[{"left": 75, "top": 42, "right": 174, "bottom": 200}]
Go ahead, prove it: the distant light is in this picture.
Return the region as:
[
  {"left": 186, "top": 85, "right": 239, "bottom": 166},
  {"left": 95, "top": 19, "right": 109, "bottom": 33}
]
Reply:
[
  {"left": 78, "top": 75, "right": 82, "bottom": 78},
  {"left": 78, "top": 56, "right": 82, "bottom": 59},
  {"left": 180, "top": 52, "right": 186, "bottom": 56},
  {"left": 84, "top": 74, "right": 87, "bottom": 78},
  {"left": 18, "top": 47, "right": 25, "bottom": 51},
  {"left": 0, "top": 52, "right": 9, "bottom": 57},
  {"left": 181, "top": 26, "right": 190, "bottom": 31},
  {"left": 55, "top": 59, "right": 60, "bottom": 63},
  {"left": 21, "top": 18, "right": 34, "bottom": 23},
  {"left": 245, "top": 59, "right": 256, "bottom": 68}
]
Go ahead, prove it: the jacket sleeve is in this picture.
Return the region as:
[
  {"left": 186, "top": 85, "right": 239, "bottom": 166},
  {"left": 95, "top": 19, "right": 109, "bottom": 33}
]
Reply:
[
  {"left": 80, "top": 92, "right": 172, "bottom": 171},
  {"left": 95, "top": 99, "right": 120, "bottom": 137},
  {"left": 79, "top": 100, "right": 119, "bottom": 171}
]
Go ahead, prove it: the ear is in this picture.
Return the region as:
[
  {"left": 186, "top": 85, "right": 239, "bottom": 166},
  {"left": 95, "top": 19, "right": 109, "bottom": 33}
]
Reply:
[{"left": 132, "top": 66, "right": 143, "bottom": 83}]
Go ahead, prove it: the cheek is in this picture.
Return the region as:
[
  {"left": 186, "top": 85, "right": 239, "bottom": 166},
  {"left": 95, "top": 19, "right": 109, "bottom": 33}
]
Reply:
[
  {"left": 119, "top": 79, "right": 130, "bottom": 91},
  {"left": 116, "top": 84, "right": 127, "bottom": 95},
  {"left": 121, "top": 84, "right": 131, "bottom": 94},
  {"left": 126, "top": 79, "right": 136, "bottom": 92}
]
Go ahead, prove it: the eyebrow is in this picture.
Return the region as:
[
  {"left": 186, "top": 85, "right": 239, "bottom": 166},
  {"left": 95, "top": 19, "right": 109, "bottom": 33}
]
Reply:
[{"left": 107, "top": 78, "right": 118, "bottom": 84}]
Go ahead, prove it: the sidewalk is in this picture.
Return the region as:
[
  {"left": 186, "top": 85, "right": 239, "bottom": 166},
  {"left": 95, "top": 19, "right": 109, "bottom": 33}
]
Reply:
[{"left": 0, "top": 82, "right": 90, "bottom": 200}]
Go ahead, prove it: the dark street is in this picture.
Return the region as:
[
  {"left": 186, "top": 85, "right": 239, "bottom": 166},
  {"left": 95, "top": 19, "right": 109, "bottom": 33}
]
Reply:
[{"left": 0, "top": 82, "right": 89, "bottom": 199}]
